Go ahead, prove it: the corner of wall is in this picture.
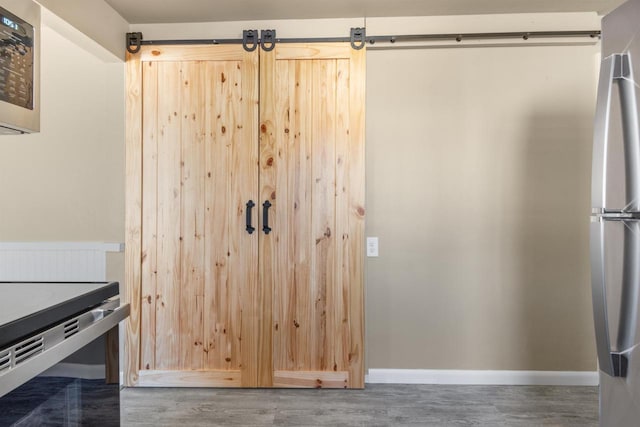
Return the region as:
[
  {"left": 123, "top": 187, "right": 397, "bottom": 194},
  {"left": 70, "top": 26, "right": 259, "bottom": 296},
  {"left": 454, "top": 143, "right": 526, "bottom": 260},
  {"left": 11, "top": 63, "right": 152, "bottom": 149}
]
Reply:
[{"left": 37, "top": 0, "right": 129, "bottom": 62}]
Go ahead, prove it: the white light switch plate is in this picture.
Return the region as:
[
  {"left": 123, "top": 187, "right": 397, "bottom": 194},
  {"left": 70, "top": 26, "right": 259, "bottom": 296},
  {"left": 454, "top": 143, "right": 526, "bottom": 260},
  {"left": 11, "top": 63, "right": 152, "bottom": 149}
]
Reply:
[{"left": 367, "top": 237, "right": 379, "bottom": 257}]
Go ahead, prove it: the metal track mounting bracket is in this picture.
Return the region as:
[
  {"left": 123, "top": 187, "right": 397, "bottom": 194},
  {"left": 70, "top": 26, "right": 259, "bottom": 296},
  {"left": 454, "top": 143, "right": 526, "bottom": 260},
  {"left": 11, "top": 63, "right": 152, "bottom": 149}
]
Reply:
[
  {"left": 126, "top": 32, "right": 143, "bottom": 54},
  {"left": 242, "top": 29, "right": 259, "bottom": 52},
  {"left": 261, "top": 29, "right": 277, "bottom": 51},
  {"left": 350, "top": 27, "right": 366, "bottom": 50}
]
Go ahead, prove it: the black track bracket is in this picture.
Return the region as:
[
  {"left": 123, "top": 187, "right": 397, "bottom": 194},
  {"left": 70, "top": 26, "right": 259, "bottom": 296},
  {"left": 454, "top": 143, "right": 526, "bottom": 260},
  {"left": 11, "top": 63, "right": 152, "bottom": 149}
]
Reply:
[
  {"left": 126, "top": 32, "right": 143, "bottom": 54},
  {"left": 242, "top": 29, "right": 259, "bottom": 52},
  {"left": 261, "top": 29, "right": 276, "bottom": 51},
  {"left": 350, "top": 27, "right": 366, "bottom": 50}
]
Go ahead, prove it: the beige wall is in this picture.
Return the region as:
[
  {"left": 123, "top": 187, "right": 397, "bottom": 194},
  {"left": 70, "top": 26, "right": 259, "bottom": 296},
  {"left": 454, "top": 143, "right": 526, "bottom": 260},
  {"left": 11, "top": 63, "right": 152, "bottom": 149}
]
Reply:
[
  {"left": 36, "top": 0, "right": 129, "bottom": 61},
  {"left": 0, "top": 21, "right": 125, "bottom": 275},
  {"left": 366, "top": 44, "right": 598, "bottom": 371}
]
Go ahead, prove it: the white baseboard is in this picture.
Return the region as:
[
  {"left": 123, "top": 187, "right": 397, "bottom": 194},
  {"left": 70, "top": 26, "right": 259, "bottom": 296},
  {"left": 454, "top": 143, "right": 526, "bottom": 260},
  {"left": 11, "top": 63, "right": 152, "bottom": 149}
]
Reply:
[
  {"left": 366, "top": 369, "right": 599, "bottom": 386},
  {"left": 0, "top": 242, "right": 124, "bottom": 252},
  {"left": 40, "top": 365, "right": 599, "bottom": 386},
  {"left": 40, "top": 363, "right": 106, "bottom": 380},
  {"left": 40, "top": 365, "right": 598, "bottom": 386}
]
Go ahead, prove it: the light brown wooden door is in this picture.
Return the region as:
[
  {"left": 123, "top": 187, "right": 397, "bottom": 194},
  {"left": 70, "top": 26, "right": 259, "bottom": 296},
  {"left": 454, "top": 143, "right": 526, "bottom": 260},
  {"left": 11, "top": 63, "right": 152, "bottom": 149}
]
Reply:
[
  {"left": 258, "top": 43, "right": 366, "bottom": 388},
  {"left": 126, "top": 43, "right": 364, "bottom": 389},
  {"left": 126, "top": 45, "right": 259, "bottom": 387}
]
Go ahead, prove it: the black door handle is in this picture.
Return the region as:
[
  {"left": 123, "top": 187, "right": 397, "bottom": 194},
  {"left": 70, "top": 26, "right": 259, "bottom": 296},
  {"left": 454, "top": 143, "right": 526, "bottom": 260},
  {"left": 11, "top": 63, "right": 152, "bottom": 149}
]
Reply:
[
  {"left": 246, "top": 200, "right": 255, "bottom": 234},
  {"left": 262, "top": 200, "right": 272, "bottom": 234}
]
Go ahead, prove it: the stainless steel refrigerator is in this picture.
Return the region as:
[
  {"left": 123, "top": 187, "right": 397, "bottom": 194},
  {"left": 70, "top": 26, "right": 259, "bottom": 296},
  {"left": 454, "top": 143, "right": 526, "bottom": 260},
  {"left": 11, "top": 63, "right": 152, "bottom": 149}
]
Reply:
[{"left": 591, "top": 0, "right": 640, "bottom": 425}]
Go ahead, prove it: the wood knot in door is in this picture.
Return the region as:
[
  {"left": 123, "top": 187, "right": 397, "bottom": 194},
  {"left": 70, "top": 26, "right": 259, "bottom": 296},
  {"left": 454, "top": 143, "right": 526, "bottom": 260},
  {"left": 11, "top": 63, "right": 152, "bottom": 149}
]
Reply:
[{"left": 316, "top": 228, "right": 332, "bottom": 245}]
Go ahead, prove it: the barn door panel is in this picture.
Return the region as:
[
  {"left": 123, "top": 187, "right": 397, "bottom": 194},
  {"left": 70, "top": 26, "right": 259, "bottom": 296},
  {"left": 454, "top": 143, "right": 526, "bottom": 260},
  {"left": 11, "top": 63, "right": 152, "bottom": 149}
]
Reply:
[
  {"left": 259, "top": 43, "right": 365, "bottom": 389},
  {"left": 134, "top": 46, "right": 258, "bottom": 387}
]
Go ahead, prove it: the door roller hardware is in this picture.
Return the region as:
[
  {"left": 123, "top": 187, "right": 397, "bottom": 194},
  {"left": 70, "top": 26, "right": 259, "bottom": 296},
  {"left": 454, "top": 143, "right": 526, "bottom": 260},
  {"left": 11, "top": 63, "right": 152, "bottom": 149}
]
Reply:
[
  {"left": 243, "top": 30, "right": 259, "bottom": 52},
  {"left": 350, "top": 27, "right": 366, "bottom": 50},
  {"left": 126, "top": 32, "right": 143, "bottom": 54},
  {"left": 260, "top": 30, "right": 276, "bottom": 52}
]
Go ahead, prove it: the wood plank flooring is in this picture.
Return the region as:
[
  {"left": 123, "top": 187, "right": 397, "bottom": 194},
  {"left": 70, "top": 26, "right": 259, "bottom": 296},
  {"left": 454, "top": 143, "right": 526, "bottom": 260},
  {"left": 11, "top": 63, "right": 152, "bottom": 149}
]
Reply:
[{"left": 121, "top": 384, "right": 598, "bottom": 426}]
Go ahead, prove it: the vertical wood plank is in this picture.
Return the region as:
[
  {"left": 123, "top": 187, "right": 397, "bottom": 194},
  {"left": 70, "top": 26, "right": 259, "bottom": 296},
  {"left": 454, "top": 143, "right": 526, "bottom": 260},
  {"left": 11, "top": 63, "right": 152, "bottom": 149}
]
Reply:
[
  {"left": 203, "top": 61, "right": 216, "bottom": 370},
  {"left": 125, "top": 51, "right": 142, "bottom": 386},
  {"left": 310, "top": 60, "right": 337, "bottom": 371},
  {"left": 219, "top": 62, "right": 234, "bottom": 371},
  {"left": 233, "top": 51, "right": 259, "bottom": 387},
  {"left": 258, "top": 48, "right": 276, "bottom": 387},
  {"left": 217, "top": 61, "right": 238, "bottom": 374},
  {"left": 294, "top": 60, "right": 314, "bottom": 371},
  {"left": 325, "top": 60, "right": 339, "bottom": 373},
  {"left": 272, "top": 59, "right": 290, "bottom": 373},
  {"left": 283, "top": 60, "right": 297, "bottom": 372},
  {"left": 180, "top": 61, "right": 206, "bottom": 370},
  {"left": 348, "top": 47, "right": 366, "bottom": 388},
  {"left": 240, "top": 49, "right": 260, "bottom": 387},
  {"left": 155, "top": 61, "right": 182, "bottom": 370},
  {"left": 141, "top": 60, "right": 158, "bottom": 372},
  {"left": 204, "top": 61, "right": 229, "bottom": 371},
  {"left": 334, "top": 59, "right": 350, "bottom": 374},
  {"left": 228, "top": 60, "right": 243, "bottom": 373}
]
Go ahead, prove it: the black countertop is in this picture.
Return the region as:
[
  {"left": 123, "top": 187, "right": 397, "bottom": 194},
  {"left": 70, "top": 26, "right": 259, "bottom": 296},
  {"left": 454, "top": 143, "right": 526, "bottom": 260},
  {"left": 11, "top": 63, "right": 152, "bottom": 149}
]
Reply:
[{"left": 0, "top": 282, "right": 119, "bottom": 349}]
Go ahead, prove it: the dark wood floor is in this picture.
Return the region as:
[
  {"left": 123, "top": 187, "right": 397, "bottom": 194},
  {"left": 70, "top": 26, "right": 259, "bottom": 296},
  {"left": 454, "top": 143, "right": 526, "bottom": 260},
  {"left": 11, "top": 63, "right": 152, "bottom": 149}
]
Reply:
[{"left": 121, "top": 384, "right": 599, "bottom": 426}]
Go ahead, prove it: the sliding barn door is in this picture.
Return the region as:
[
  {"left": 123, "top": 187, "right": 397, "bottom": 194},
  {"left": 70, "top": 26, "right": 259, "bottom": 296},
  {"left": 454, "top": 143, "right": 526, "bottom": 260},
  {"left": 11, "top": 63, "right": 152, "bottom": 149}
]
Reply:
[
  {"left": 258, "top": 43, "right": 366, "bottom": 388},
  {"left": 129, "top": 46, "right": 259, "bottom": 387}
]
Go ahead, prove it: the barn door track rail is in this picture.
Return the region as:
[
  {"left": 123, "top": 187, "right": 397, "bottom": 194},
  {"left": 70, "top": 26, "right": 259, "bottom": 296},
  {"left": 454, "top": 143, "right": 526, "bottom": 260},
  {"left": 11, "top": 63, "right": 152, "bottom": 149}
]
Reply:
[
  {"left": 125, "top": 28, "right": 366, "bottom": 53},
  {"left": 126, "top": 27, "right": 600, "bottom": 54}
]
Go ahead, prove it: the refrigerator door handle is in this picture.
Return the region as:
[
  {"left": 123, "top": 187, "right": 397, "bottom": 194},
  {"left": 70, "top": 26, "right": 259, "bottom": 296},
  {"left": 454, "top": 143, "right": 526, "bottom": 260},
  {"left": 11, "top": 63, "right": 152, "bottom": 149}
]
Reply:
[
  {"left": 591, "top": 218, "right": 621, "bottom": 377},
  {"left": 592, "top": 54, "right": 640, "bottom": 213},
  {"left": 591, "top": 218, "right": 637, "bottom": 377},
  {"left": 618, "top": 54, "right": 640, "bottom": 212},
  {"left": 618, "top": 219, "right": 640, "bottom": 367},
  {"left": 592, "top": 55, "right": 617, "bottom": 213}
]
